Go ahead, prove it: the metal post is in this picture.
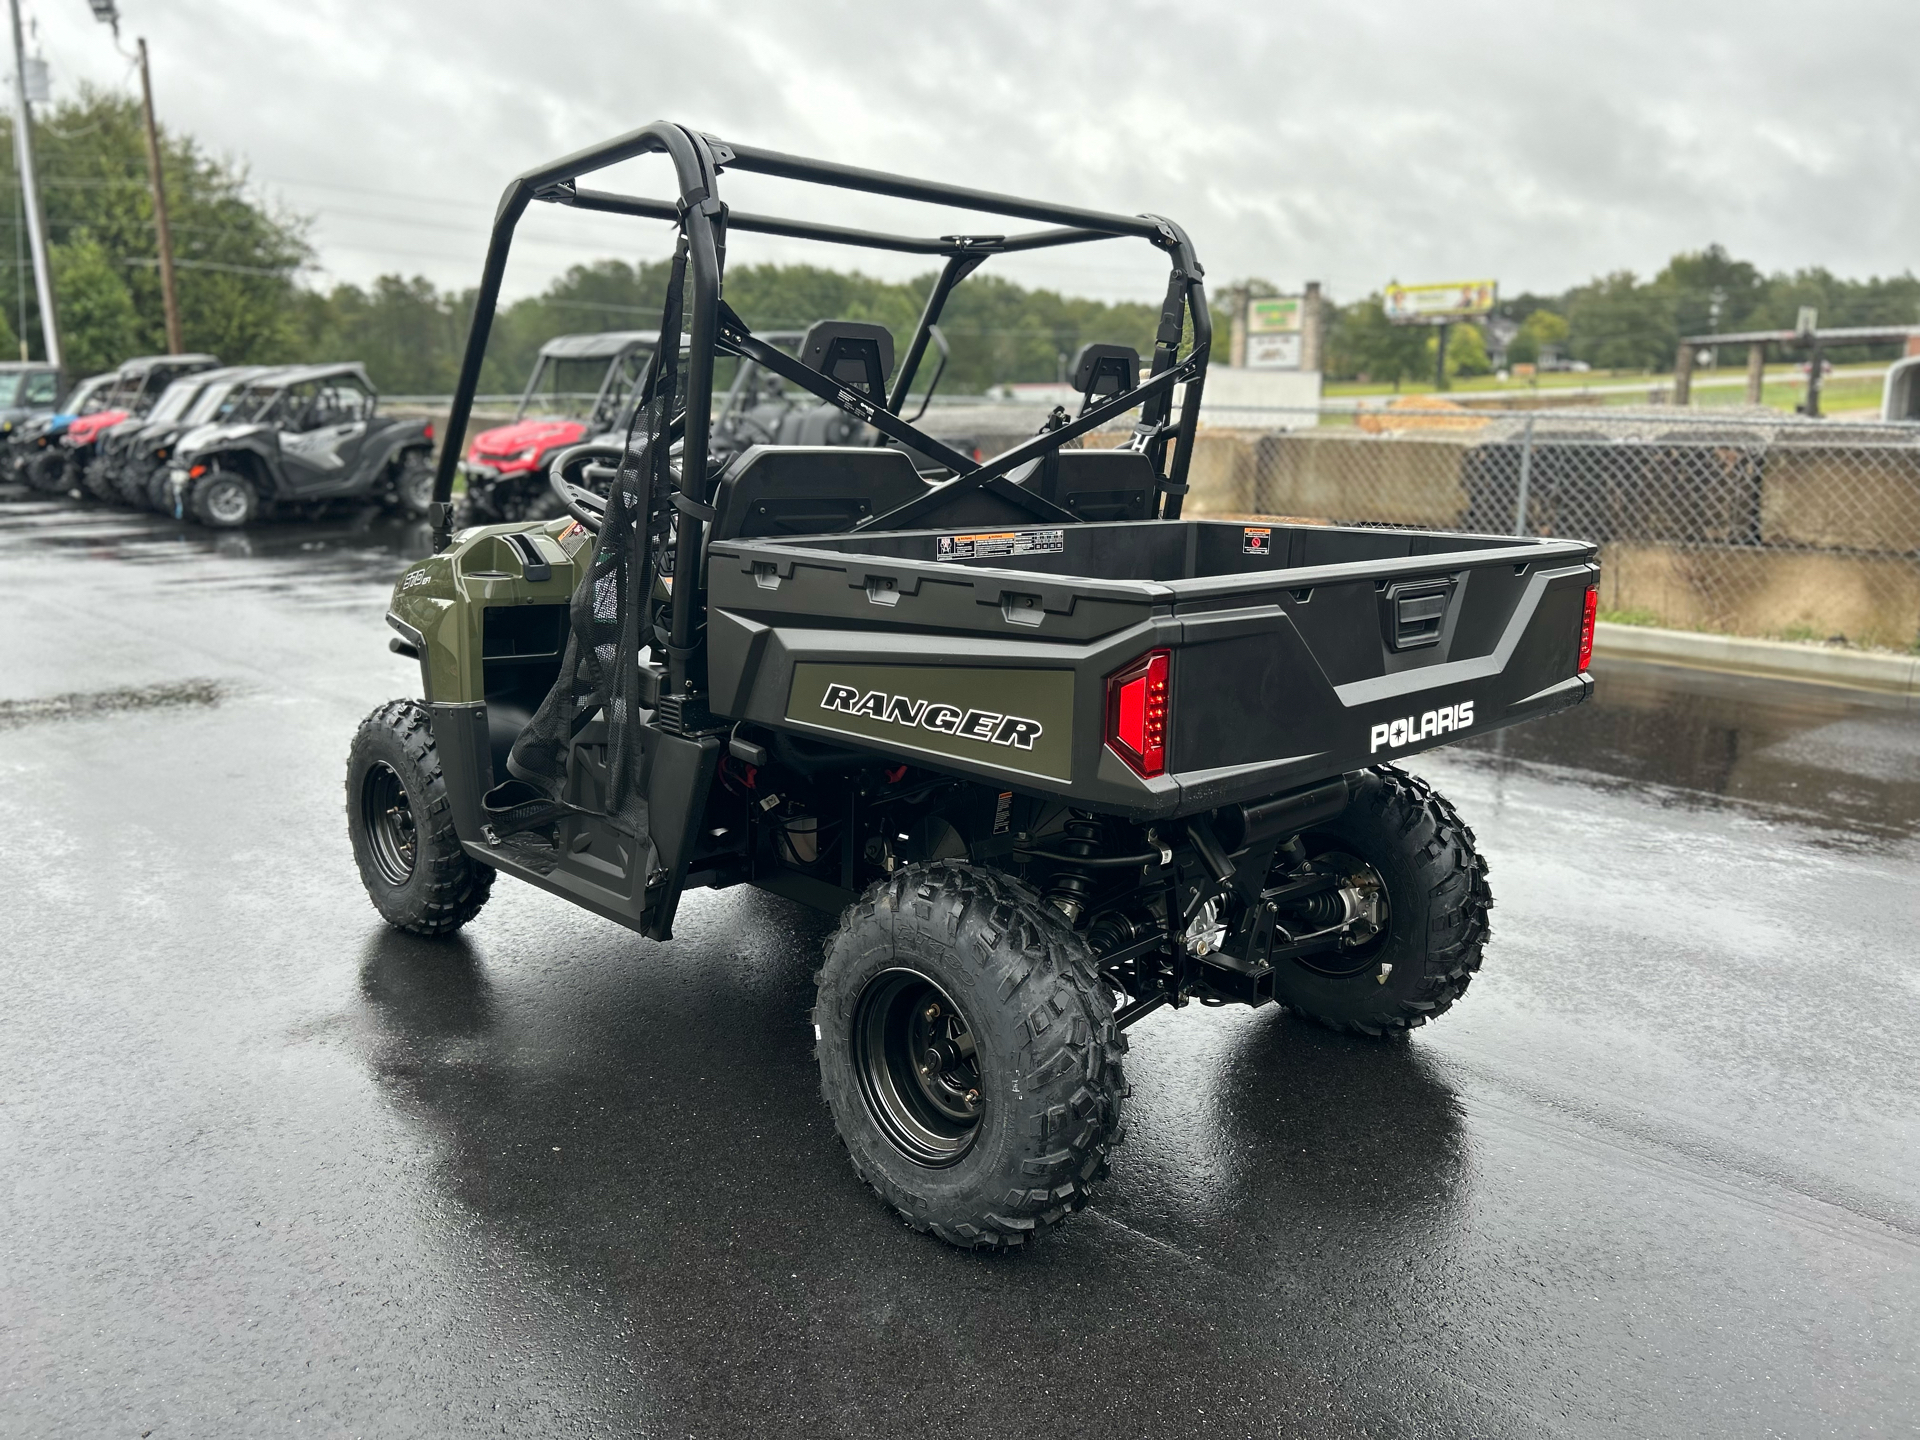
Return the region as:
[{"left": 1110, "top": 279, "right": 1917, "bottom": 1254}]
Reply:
[
  {"left": 1801, "top": 343, "right": 1823, "bottom": 418},
  {"left": 135, "top": 39, "right": 181, "bottom": 354},
  {"left": 8, "top": 0, "right": 58, "bottom": 371},
  {"left": 1673, "top": 343, "right": 1694, "bottom": 406},
  {"left": 1513, "top": 414, "right": 1535, "bottom": 536},
  {"left": 1299, "top": 280, "right": 1322, "bottom": 373},
  {"left": 1434, "top": 322, "right": 1450, "bottom": 392},
  {"left": 1745, "top": 342, "right": 1766, "bottom": 405}
]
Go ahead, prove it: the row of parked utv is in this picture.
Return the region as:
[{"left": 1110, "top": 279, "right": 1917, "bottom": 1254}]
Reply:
[
  {"left": 0, "top": 320, "right": 973, "bottom": 530},
  {"left": 2, "top": 354, "right": 436, "bottom": 525}
]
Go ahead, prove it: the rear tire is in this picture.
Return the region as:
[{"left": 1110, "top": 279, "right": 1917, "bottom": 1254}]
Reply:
[
  {"left": 1268, "top": 764, "right": 1491, "bottom": 1036},
  {"left": 814, "top": 862, "right": 1127, "bottom": 1250},
  {"left": 392, "top": 450, "right": 435, "bottom": 517},
  {"left": 347, "top": 700, "right": 493, "bottom": 936},
  {"left": 190, "top": 468, "right": 258, "bottom": 528},
  {"left": 146, "top": 465, "right": 179, "bottom": 513}
]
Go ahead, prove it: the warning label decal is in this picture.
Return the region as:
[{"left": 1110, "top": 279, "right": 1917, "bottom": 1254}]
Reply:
[{"left": 936, "top": 529, "right": 1065, "bottom": 562}]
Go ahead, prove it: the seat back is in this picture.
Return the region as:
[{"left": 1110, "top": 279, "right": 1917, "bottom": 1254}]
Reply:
[
  {"left": 1023, "top": 448, "right": 1160, "bottom": 522},
  {"left": 708, "top": 445, "right": 928, "bottom": 541},
  {"left": 799, "top": 320, "right": 894, "bottom": 401}
]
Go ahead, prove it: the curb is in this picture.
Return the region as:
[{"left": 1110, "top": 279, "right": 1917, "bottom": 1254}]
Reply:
[{"left": 1593, "top": 622, "right": 1920, "bottom": 699}]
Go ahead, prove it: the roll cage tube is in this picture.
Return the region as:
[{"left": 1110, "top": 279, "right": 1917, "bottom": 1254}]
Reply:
[{"left": 429, "top": 121, "right": 1213, "bottom": 692}]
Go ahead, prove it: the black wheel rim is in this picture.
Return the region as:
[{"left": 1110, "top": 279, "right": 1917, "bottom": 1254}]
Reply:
[
  {"left": 361, "top": 761, "right": 418, "bottom": 886},
  {"left": 852, "top": 969, "right": 983, "bottom": 1167}
]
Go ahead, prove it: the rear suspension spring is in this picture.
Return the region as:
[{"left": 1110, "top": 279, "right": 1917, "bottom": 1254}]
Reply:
[{"left": 1042, "top": 813, "right": 1104, "bottom": 922}]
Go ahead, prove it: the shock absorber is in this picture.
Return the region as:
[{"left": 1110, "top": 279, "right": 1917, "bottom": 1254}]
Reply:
[{"left": 1043, "top": 812, "right": 1104, "bottom": 922}]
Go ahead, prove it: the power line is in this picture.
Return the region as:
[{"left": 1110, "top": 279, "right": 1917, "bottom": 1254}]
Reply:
[{"left": 123, "top": 255, "right": 293, "bottom": 277}]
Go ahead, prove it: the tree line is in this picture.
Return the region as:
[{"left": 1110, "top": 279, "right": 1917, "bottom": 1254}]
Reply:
[
  {"left": 1315, "top": 247, "right": 1920, "bottom": 387},
  {"left": 7, "top": 91, "right": 1917, "bottom": 398}
]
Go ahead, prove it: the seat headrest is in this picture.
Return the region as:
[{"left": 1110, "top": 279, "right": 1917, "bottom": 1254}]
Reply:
[
  {"left": 800, "top": 321, "right": 895, "bottom": 400},
  {"left": 1069, "top": 343, "right": 1140, "bottom": 398}
]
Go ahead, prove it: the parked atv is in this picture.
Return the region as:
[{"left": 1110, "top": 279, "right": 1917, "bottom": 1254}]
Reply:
[
  {"left": 0, "top": 361, "right": 63, "bottom": 459},
  {"left": 86, "top": 366, "right": 238, "bottom": 504},
  {"left": 62, "top": 354, "right": 219, "bottom": 500},
  {"left": 106, "top": 366, "right": 280, "bottom": 510},
  {"left": 349, "top": 124, "right": 1598, "bottom": 1251},
  {"left": 169, "top": 362, "right": 435, "bottom": 527},
  {"left": 457, "top": 331, "right": 657, "bottom": 525},
  {"left": 13, "top": 372, "right": 116, "bottom": 491}
]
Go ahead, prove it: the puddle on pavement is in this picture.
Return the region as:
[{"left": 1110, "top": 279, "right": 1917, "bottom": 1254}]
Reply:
[
  {"left": 1452, "top": 657, "right": 1920, "bottom": 842},
  {"left": 0, "top": 678, "right": 227, "bottom": 729}
]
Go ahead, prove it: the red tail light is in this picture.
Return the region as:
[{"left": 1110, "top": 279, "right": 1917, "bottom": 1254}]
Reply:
[
  {"left": 424, "top": 422, "right": 435, "bottom": 440},
  {"left": 1106, "top": 649, "right": 1170, "bottom": 778},
  {"left": 1577, "top": 586, "right": 1599, "bottom": 672}
]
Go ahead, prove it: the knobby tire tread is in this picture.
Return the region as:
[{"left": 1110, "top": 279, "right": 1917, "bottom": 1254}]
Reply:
[
  {"left": 815, "top": 861, "right": 1128, "bottom": 1251},
  {"left": 1289, "top": 763, "right": 1492, "bottom": 1038},
  {"left": 347, "top": 699, "right": 494, "bottom": 936}
]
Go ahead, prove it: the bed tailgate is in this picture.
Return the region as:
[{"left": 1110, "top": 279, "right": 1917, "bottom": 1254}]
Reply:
[{"left": 1167, "top": 548, "right": 1598, "bottom": 809}]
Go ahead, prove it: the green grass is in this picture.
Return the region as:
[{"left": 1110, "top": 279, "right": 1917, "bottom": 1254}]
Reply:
[
  {"left": 1323, "top": 361, "right": 1888, "bottom": 415},
  {"left": 1598, "top": 607, "right": 1663, "bottom": 628}
]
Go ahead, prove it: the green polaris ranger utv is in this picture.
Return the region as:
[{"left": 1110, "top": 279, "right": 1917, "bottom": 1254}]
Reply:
[{"left": 347, "top": 123, "right": 1600, "bottom": 1249}]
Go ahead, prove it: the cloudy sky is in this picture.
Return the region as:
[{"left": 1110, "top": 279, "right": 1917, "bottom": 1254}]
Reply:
[{"left": 22, "top": 0, "right": 1920, "bottom": 307}]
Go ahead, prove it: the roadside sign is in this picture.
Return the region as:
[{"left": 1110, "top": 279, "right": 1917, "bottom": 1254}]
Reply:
[
  {"left": 1384, "top": 280, "right": 1498, "bottom": 325},
  {"left": 1246, "top": 295, "right": 1304, "bottom": 370},
  {"left": 1247, "top": 333, "right": 1302, "bottom": 369},
  {"left": 1248, "top": 297, "right": 1302, "bottom": 333}
]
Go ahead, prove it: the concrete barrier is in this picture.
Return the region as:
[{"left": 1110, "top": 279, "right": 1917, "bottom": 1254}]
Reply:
[
  {"left": 1248, "top": 430, "right": 1470, "bottom": 528},
  {"left": 1597, "top": 542, "right": 1920, "bottom": 651},
  {"left": 1760, "top": 442, "right": 1920, "bottom": 553}
]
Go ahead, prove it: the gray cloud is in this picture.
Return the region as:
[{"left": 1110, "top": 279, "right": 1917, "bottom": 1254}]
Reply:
[{"left": 24, "top": 0, "right": 1920, "bottom": 306}]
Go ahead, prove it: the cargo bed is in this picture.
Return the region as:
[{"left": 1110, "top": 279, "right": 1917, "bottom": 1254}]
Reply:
[{"left": 708, "top": 518, "right": 1598, "bottom": 818}]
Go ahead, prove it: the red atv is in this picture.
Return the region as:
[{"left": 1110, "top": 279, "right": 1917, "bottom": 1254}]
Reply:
[{"left": 455, "top": 330, "right": 654, "bottom": 524}]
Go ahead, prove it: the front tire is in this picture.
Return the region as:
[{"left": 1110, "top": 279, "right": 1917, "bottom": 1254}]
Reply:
[
  {"left": 80, "top": 457, "right": 118, "bottom": 502},
  {"left": 346, "top": 700, "right": 493, "bottom": 936},
  {"left": 814, "top": 862, "right": 1127, "bottom": 1250},
  {"left": 190, "top": 468, "right": 259, "bottom": 528},
  {"left": 23, "top": 450, "right": 69, "bottom": 494},
  {"left": 1268, "top": 764, "right": 1491, "bottom": 1036}
]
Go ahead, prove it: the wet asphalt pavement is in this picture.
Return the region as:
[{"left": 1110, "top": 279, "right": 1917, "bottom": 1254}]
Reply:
[{"left": 1, "top": 491, "right": 1916, "bottom": 1440}]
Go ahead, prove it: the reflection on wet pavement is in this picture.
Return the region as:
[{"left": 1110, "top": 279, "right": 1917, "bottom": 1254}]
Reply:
[
  {"left": 1457, "top": 657, "right": 1920, "bottom": 844},
  {"left": 0, "top": 484, "right": 434, "bottom": 590}
]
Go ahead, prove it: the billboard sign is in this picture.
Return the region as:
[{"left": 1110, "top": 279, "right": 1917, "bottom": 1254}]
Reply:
[
  {"left": 1246, "top": 295, "right": 1305, "bottom": 370},
  {"left": 1383, "top": 280, "right": 1497, "bottom": 325}
]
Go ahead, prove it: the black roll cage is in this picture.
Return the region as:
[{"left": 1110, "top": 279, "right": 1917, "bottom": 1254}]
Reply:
[{"left": 430, "top": 121, "right": 1212, "bottom": 700}]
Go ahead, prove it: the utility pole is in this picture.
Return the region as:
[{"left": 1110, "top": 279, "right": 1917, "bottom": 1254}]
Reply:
[
  {"left": 89, "top": 3, "right": 178, "bottom": 354},
  {"left": 8, "top": 0, "right": 59, "bottom": 370},
  {"left": 134, "top": 39, "right": 180, "bottom": 352}
]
